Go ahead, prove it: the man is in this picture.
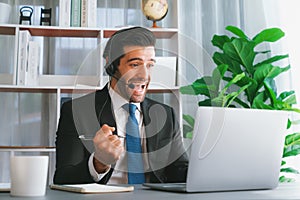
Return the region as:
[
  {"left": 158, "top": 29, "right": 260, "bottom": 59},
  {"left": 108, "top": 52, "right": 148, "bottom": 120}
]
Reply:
[{"left": 53, "top": 27, "right": 188, "bottom": 184}]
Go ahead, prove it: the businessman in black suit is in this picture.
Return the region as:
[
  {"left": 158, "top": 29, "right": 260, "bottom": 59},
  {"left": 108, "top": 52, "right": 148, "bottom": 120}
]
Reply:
[{"left": 53, "top": 27, "right": 188, "bottom": 184}]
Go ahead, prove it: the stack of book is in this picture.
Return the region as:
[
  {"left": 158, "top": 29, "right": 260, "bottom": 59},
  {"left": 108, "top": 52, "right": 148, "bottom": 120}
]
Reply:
[
  {"left": 17, "top": 30, "right": 40, "bottom": 86},
  {"left": 59, "top": 0, "right": 97, "bottom": 27}
]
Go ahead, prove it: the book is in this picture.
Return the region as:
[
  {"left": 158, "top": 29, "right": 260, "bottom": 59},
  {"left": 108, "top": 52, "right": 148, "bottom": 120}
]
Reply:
[
  {"left": 71, "top": 0, "right": 81, "bottom": 27},
  {"left": 26, "top": 41, "right": 40, "bottom": 86},
  {"left": 17, "top": 30, "right": 32, "bottom": 85},
  {"left": 59, "top": 0, "right": 71, "bottom": 27},
  {"left": 50, "top": 183, "right": 134, "bottom": 194},
  {"left": 87, "top": 0, "right": 97, "bottom": 27},
  {"left": 80, "top": 0, "right": 88, "bottom": 27}
]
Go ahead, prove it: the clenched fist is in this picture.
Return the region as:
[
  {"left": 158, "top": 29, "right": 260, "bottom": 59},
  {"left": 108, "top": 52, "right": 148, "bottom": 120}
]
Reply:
[{"left": 92, "top": 124, "right": 124, "bottom": 173}]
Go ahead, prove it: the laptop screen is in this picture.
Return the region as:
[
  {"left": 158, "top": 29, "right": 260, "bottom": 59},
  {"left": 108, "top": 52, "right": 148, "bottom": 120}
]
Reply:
[{"left": 186, "top": 107, "right": 288, "bottom": 192}]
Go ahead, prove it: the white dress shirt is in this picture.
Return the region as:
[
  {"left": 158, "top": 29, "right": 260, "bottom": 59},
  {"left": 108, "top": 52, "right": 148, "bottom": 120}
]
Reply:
[{"left": 88, "top": 85, "right": 149, "bottom": 184}]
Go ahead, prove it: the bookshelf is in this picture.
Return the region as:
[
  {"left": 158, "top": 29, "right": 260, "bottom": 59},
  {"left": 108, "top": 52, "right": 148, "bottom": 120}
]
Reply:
[{"left": 0, "top": 0, "right": 181, "bottom": 183}]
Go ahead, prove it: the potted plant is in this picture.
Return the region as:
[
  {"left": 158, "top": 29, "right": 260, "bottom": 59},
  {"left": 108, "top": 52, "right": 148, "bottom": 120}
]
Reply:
[{"left": 180, "top": 25, "right": 300, "bottom": 182}]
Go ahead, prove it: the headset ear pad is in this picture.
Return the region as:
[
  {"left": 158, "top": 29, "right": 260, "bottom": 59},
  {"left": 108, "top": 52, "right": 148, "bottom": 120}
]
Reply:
[{"left": 105, "top": 63, "right": 115, "bottom": 76}]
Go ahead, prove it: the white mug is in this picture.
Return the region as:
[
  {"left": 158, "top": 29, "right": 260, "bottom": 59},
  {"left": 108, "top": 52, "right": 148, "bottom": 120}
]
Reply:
[{"left": 10, "top": 156, "right": 49, "bottom": 197}]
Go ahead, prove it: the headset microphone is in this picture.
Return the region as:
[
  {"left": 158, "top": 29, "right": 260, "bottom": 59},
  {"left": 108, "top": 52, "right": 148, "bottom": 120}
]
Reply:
[
  {"left": 110, "top": 74, "right": 135, "bottom": 89},
  {"left": 127, "top": 83, "right": 135, "bottom": 89}
]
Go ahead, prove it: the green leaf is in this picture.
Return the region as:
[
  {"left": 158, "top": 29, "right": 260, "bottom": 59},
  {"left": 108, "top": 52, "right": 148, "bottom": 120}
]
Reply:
[
  {"left": 253, "top": 64, "right": 290, "bottom": 89},
  {"left": 278, "top": 91, "right": 295, "bottom": 101},
  {"left": 254, "top": 54, "right": 289, "bottom": 67},
  {"left": 192, "top": 76, "right": 213, "bottom": 97},
  {"left": 263, "top": 78, "right": 278, "bottom": 105},
  {"left": 283, "top": 144, "right": 300, "bottom": 157},
  {"left": 180, "top": 77, "right": 214, "bottom": 97},
  {"left": 211, "top": 96, "right": 224, "bottom": 107},
  {"left": 252, "top": 28, "right": 285, "bottom": 46},
  {"left": 212, "top": 64, "right": 228, "bottom": 91},
  {"left": 183, "top": 124, "right": 193, "bottom": 139},
  {"left": 210, "top": 72, "right": 247, "bottom": 107},
  {"left": 182, "top": 114, "right": 195, "bottom": 127},
  {"left": 224, "top": 82, "right": 251, "bottom": 107},
  {"left": 185, "top": 132, "right": 193, "bottom": 139},
  {"left": 279, "top": 91, "right": 297, "bottom": 106},
  {"left": 280, "top": 167, "right": 300, "bottom": 174},
  {"left": 252, "top": 99, "right": 274, "bottom": 110},
  {"left": 222, "top": 72, "right": 246, "bottom": 94},
  {"left": 285, "top": 133, "right": 300, "bottom": 146},
  {"left": 289, "top": 108, "right": 300, "bottom": 113},
  {"left": 281, "top": 160, "right": 286, "bottom": 166},
  {"left": 211, "top": 35, "right": 231, "bottom": 50},
  {"left": 232, "top": 97, "right": 250, "bottom": 108},
  {"left": 223, "top": 38, "right": 256, "bottom": 75},
  {"left": 279, "top": 176, "right": 295, "bottom": 183},
  {"left": 256, "top": 50, "right": 271, "bottom": 54},
  {"left": 287, "top": 119, "right": 292, "bottom": 129},
  {"left": 252, "top": 92, "right": 273, "bottom": 109},
  {"left": 226, "top": 25, "right": 248, "bottom": 39},
  {"left": 212, "top": 52, "right": 243, "bottom": 74},
  {"left": 198, "top": 99, "right": 212, "bottom": 107},
  {"left": 223, "top": 75, "right": 245, "bottom": 98},
  {"left": 262, "top": 79, "right": 298, "bottom": 111},
  {"left": 283, "top": 133, "right": 300, "bottom": 157},
  {"left": 179, "top": 85, "right": 195, "bottom": 95},
  {"left": 234, "top": 76, "right": 258, "bottom": 103}
]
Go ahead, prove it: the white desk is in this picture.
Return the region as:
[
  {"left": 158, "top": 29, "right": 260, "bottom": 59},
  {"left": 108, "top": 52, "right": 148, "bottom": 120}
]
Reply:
[{"left": 1, "top": 183, "right": 300, "bottom": 200}]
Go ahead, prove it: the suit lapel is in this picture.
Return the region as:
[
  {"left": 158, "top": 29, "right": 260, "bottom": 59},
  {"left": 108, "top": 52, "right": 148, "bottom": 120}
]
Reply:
[
  {"left": 141, "top": 99, "right": 158, "bottom": 152},
  {"left": 94, "top": 85, "right": 117, "bottom": 183},
  {"left": 95, "top": 85, "right": 117, "bottom": 135},
  {"left": 141, "top": 99, "right": 168, "bottom": 182}
]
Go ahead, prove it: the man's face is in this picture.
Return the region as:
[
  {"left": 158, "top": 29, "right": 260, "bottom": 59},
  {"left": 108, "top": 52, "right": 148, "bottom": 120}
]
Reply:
[{"left": 112, "top": 46, "right": 156, "bottom": 103}]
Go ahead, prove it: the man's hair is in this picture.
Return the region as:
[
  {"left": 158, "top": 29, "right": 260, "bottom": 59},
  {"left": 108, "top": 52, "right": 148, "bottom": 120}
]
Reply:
[{"left": 103, "top": 26, "right": 156, "bottom": 76}]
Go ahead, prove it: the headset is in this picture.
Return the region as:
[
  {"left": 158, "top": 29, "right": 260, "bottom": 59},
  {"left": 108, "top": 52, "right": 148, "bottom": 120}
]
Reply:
[
  {"left": 104, "top": 30, "right": 134, "bottom": 88},
  {"left": 104, "top": 27, "right": 143, "bottom": 77},
  {"left": 104, "top": 27, "right": 149, "bottom": 89}
]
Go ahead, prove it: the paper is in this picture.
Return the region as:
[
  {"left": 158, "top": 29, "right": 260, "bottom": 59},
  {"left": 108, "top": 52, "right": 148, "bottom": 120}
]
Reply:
[{"left": 50, "top": 183, "right": 134, "bottom": 194}]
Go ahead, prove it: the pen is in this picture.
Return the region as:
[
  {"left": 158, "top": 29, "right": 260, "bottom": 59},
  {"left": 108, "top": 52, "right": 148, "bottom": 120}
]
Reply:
[{"left": 78, "top": 134, "right": 125, "bottom": 140}]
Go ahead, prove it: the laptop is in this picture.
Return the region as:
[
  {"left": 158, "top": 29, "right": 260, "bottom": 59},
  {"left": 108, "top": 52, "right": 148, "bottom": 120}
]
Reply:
[{"left": 143, "top": 107, "right": 289, "bottom": 192}]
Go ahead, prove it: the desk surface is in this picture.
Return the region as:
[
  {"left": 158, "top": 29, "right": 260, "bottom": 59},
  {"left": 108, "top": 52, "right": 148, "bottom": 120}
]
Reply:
[{"left": 1, "top": 183, "right": 300, "bottom": 200}]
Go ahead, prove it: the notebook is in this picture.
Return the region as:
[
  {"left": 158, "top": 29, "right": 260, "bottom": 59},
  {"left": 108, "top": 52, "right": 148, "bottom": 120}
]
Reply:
[
  {"left": 143, "top": 107, "right": 289, "bottom": 192},
  {"left": 50, "top": 183, "right": 134, "bottom": 194}
]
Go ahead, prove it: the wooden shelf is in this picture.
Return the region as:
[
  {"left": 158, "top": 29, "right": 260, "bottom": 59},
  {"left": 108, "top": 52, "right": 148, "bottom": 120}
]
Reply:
[
  {"left": 0, "top": 146, "right": 55, "bottom": 152},
  {"left": 0, "top": 25, "right": 178, "bottom": 38},
  {"left": 0, "top": 85, "right": 101, "bottom": 93},
  {"left": 103, "top": 27, "right": 178, "bottom": 39},
  {"left": 0, "top": 85, "right": 179, "bottom": 93},
  {"left": 0, "top": 25, "right": 16, "bottom": 35},
  {"left": 0, "top": 86, "right": 58, "bottom": 93},
  {"left": 60, "top": 87, "right": 101, "bottom": 94},
  {"left": 19, "top": 25, "right": 101, "bottom": 38}
]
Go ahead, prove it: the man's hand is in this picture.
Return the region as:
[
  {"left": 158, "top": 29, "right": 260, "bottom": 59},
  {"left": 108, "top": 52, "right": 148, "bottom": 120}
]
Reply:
[{"left": 93, "top": 124, "right": 124, "bottom": 173}]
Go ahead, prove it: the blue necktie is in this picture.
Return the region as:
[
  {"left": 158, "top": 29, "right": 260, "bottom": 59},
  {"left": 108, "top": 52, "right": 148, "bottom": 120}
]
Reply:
[{"left": 124, "top": 103, "right": 145, "bottom": 184}]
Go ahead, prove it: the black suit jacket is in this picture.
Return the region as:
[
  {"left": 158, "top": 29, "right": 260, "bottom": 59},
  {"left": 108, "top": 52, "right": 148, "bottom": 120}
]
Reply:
[{"left": 53, "top": 85, "right": 188, "bottom": 184}]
